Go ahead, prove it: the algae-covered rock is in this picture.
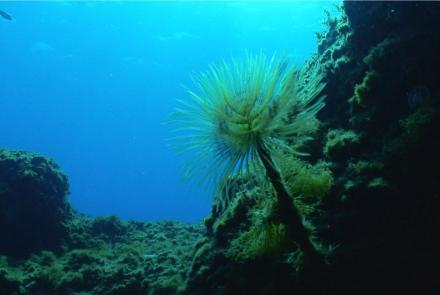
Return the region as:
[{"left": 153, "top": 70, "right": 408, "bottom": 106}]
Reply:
[
  {"left": 0, "top": 149, "right": 71, "bottom": 257},
  {"left": 0, "top": 256, "right": 20, "bottom": 294},
  {"left": 279, "top": 156, "right": 333, "bottom": 210},
  {"left": 0, "top": 216, "right": 204, "bottom": 295},
  {"left": 323, "top": 129, "right": 360, "bottom": 161},
  {"left": 315, "top": 2, "right": 440, "bottom": 294},
  {"left": 186, "top": 2, "right": 440, "bottom": 294},
  {"left": 0, "top": 148, "right": 205, "bottom": 294},
  {"left": 184, "top": 155, "right": 334, "bottom": 294},
  {"left": 90, "top": 215, "right": 129, "bottom": 244}
]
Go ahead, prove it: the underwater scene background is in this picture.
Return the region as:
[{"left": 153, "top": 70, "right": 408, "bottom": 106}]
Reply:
[
  {"left": 0, "top": 1, "right": 338, "bottom": 222},
  {"left": 1, "top": 1, "right": 440, "bottom": 295}
]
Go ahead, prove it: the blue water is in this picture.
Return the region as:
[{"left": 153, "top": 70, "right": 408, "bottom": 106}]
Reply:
[{"left": 0, "top": 1, "right": 339, "bottom": 222}]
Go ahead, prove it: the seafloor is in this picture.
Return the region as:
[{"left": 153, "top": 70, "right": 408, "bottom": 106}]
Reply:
[{"left": 1, "top": 2, "right": 440, "bottom": 294}]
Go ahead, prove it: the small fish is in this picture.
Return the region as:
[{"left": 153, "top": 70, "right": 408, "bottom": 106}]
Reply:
[{"left": 0, "top": 9, "right": 12, "bottom": 21}]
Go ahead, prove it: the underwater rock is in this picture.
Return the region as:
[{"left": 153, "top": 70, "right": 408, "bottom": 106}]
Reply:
[
  {"left": 0, "top": 148, "right": 205, "bottom": 294},
  {"left": 316, "top": 2, "right": 440, "bottom": 294},
  {"left": 185, "top": 2, "right": 440, "bottom": 294},
  {"left": 323, "top": 129, "right": 360, "bottom": 161},
  {"left": 0, "top": 149, "right": 71, "bottom": 257},
  {"left": 90, "top": 215, "right": 129, "bottom": 244},
  {"left": 0, "top": 212, "right": 204, "bottom": 294}
]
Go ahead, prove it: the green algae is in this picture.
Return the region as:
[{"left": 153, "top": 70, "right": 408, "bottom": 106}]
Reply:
[{"left": 323, "top": 129, "right": 360, "bottom": 161}]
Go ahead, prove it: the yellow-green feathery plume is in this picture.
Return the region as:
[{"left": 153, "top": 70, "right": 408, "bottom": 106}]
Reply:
[{"left": 170, "top": 52, "right": 325, "bottom": 196}]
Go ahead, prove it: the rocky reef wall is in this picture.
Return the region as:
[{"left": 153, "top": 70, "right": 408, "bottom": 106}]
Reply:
[{"left": 184, "top": 2, "right": 440, "bottom": 294}]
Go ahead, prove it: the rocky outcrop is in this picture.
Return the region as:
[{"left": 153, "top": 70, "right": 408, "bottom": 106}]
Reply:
[
  {"left": 184, "top": 2, "right": 440, "bottom": 294},
  {"left": 0, "top": 149, "right": 71, "bottom": 257}
]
